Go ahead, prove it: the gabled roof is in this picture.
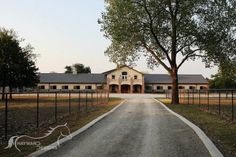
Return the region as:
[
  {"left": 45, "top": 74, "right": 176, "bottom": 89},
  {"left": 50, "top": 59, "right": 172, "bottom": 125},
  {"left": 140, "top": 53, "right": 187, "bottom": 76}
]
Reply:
[
  {"left": 39, "top": 73, "right": 106, "bottom": 84},
  {"left": 103, "top": 65, "right": 143, "bottom": 75},
  {"left": 144, "top": 74, "right": 208, "bottom": 84}
]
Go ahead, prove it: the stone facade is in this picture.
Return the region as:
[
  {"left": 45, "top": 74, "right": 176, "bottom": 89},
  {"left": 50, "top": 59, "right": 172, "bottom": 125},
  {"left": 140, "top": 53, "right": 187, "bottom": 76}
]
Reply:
[{"left": 38, "top": 66, "right": 209, "bottom": 93}]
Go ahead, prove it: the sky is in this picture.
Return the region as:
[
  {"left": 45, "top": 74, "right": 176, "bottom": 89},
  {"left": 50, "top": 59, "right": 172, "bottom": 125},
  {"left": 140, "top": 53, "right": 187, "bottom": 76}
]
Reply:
[{"left": 0, "top": 0, "right": 218, "bottom": 78}]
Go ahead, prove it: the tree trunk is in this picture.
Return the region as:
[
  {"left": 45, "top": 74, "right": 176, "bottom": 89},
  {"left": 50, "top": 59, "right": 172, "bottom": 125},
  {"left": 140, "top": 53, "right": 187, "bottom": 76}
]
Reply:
[
  {"left": 171, "top": 69, "right": 179, "bottom": 104},
  {"left": 9, "top": 86, "right": 12, "bottom": 100},
  {"left": 1, "top": 86, "right": 5, "bottom": 100}
]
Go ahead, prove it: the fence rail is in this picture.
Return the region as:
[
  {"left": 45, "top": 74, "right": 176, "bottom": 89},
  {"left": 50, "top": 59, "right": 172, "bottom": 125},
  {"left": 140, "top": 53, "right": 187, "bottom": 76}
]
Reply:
[
  {"left": 0, "top": 90, "right": 109, "bottom": 142},
  {"left": 166, "top": 89, "right": 236, "bottom": 122}
]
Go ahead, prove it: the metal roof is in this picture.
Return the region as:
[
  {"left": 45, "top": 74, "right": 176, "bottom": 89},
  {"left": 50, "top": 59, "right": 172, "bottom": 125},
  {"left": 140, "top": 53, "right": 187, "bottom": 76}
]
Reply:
[
  {"left": 39, "top": 73, "right": 208, "bottom": 84},
  {"left": 39, "top": 73, "right": 106, "bottom": 84},
  {"left": 144, "top": 74, "right": 208, "bottom": 84}
]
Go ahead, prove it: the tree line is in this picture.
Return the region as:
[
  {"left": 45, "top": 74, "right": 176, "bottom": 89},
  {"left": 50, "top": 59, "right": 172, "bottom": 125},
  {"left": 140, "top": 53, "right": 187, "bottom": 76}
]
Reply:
[
  {"left": 0, "top": 28, "right": 39, "bottom": 99},
  {"left": 0, "top": 27, "right": 92, "bottom": 100}
]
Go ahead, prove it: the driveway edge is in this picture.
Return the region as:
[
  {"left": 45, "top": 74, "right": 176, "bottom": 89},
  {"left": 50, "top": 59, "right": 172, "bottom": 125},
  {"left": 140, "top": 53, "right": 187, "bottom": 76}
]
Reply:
[
  {"left": 28, "top": 99, "right": 126, "bottom": 157},
  {"left": 153, "top": 98, "right": 223, "bottom": 157}
]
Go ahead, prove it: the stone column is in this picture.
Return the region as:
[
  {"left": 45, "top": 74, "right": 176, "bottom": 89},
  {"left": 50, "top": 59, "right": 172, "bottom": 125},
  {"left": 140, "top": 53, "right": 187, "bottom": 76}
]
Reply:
[
  {"left": 118, "top": 78, "right": 121, "bottom": 93},
  {"left": 130, "top": 78, "right": 133, "bottom": 93},
  {"left": 142, "top": 77, "right": 145, "bottom": 93}
]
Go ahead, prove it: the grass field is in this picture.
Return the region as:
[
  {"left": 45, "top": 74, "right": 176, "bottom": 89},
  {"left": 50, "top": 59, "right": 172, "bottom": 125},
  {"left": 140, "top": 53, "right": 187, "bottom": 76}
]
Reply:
[
  {"left": 158, "top": 98, "right": 236, "bottom": 157},
  {"left": 161, "top": 97, "right": 236, "bottom": 121},
  {"left": 0, "top": 95, "right": 122, "bottom": 157}
]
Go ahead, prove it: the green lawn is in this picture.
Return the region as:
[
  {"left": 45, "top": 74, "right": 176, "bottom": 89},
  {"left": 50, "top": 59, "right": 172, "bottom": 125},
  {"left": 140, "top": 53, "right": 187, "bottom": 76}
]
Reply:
[{"left": 158, "top": 99, "right": 236, "bottom": 157}]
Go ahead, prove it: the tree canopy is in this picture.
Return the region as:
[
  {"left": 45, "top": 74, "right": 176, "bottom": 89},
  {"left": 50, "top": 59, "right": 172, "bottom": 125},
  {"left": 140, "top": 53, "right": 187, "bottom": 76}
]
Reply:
[
  {"left": 0, "top": 28, "right": 39, "bottom": 99},
  {"left": 64, "top": 63, "right": 91, "bottom": 74},
  {"left": 209, "top": 62, "right": 236, "bottom": 89},
  {"left": 99, "top": 0, "right": 236, "bottom": 104}
]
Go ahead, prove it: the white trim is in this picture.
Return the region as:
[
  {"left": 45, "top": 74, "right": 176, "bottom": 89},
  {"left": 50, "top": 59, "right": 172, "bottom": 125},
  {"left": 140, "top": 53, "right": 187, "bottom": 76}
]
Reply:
[
  {"left": 29, "top": 100, "right": 126, "bottom": 157},
  {"left": 153, "top": 98, "right": 223, "bottom": 157}
]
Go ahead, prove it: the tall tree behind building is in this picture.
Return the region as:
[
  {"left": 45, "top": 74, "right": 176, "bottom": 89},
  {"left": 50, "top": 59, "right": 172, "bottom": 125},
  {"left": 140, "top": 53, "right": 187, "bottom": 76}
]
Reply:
[{"left": 64, "top": 63, "right": 91, "bottom": 74}]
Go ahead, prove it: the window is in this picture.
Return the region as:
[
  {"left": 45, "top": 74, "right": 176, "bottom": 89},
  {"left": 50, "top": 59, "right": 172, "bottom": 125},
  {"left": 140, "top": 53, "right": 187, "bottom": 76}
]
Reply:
[
  {"left": 168, "top": 86, "right": 172, "bottom": 90},
  {"left": 200, "top": 86, "right": 206, "bottom": 90},
  {"left": 62, "top": 85, "right": 68, "bottom": 89},
  {"left": 112, "top": 75, "right": 115, "bottom": 79},
  {"left": 50, "top": 85, "right": 57, "bottom": 90},
  {"left": 74, "top": 86, "right": 80, "bottom": 90},
  {"left": 122, "top": 71, "right": 127, "bottom": 75},
  {"left": 134, "top": 75, "right": 138, "bottom": 79},
  {"left": 39, "top": 85, "right": 45, "bottom": 89},
  {"left": 97, "top": 85, "right": 103, "bottom": 89},
  {"left": 157, "top": 86, "right": 163, "bottom": 90},
  {"left": 122, "top": 71, "right": 128, "bottom": 80},
  {"left": 189, "top": 86, "right": 196, "bottom": 90},
  {"left": 85, "top": 86, "right": 92, "bottom": 89},
  {"left": 179, "top": 86, "right": 185, "bottom": 89}
]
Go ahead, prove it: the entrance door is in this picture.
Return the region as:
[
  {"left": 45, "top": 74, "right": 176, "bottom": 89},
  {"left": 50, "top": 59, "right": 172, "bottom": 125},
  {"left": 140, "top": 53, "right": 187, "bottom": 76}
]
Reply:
[
  {"left": 133, "top": 85, "right": 142, "bottom": 93},
  {"left": 121, "top": 85, "right": 130, "bottom": 93}
]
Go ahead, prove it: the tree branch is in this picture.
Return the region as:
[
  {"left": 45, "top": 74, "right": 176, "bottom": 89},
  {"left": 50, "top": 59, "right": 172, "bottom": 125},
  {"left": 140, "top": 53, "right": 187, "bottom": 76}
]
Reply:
[
  {"left": 142, "top": 0, "right": 172, "bottom": 65},
  {"left": 177, "top": 49, "right": 201, "bottom": 69},
  {"left": 176, "top": 39, "right": 197, "bottom": 53},
  {"left": 142, "top": 41, "right": 171, "bottom": 73}
]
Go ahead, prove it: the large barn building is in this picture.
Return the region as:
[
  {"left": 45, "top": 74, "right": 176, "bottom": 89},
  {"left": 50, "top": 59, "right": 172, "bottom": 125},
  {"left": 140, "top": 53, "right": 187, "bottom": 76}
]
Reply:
[{"left": 38, "top": 66, "right": 208, "bottom": 93}]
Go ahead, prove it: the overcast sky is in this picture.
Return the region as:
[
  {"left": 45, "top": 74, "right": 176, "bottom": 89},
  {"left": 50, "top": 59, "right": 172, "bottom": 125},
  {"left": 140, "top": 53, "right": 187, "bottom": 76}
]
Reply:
[{"left": 0, "top": 0, "right": 218, "bottom": 78}]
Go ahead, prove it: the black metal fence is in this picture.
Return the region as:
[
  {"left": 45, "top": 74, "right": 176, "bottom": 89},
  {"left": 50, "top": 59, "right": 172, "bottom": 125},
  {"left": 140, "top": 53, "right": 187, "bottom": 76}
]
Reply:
[
  {"left": 0, "top": 90, "right": 109, "bottom": 142},
  {"left": 166, "top": 89, "right": 236, "bottom": 122}
]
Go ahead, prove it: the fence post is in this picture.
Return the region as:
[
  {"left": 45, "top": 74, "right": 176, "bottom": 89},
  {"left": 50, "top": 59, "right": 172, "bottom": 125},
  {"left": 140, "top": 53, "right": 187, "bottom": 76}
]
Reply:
[
  {"left": 78, "top": 90, "right": 81, "bottom": 112},
  {"left": 187, "top": 90, "right": 189, "bottom": 105},
  {"left": 97, "top": 90, "right": 98, "bottom": 105},
  {"left": 85, "top": 90, "right": 88, "bottom": 111},
  {"left": 55, "top": 92, "right": 58, "bottom": 123},
  {"left": 232, "top": 90, "right": 234, "bottom": 121},
  {"left": 69, "top": 91, "right": 71, "bottom": 115},
  {"left": 198, "top": 90, "right": 201, "bottom": 107},
  {"left": 91, "top": 92, "right": 93, "bottom": 107},
  {"left": 100, "top": 91, "right": 102, "bottom": 104},
  {"left": 207, "top": 90, "right": 210, "bottom": 111},
  {"left": 192, "top": 90, "right": 194, "bottom": 105},
  {"left": 107, "top": 90, "right": 109, "bottom": 104},
  {"left": 5, "top": 93, "right": 8, "bottom": 140},
  {"left": 36, "top": 92, "right": 39, "bottom": 128},
  {"left": 219, "top": 90, "right": 221, "bottom": 115}
]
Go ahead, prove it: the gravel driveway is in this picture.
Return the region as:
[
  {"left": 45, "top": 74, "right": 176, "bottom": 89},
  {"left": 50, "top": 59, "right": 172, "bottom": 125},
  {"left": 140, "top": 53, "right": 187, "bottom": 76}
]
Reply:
[{"left": 40, "top": 98, "right": 210, "bottom": 157}]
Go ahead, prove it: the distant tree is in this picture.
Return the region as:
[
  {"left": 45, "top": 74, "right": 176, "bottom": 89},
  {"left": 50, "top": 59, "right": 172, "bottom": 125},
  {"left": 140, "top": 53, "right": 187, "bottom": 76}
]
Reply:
[
  {"left": 64, "top": 63, "right": 91, "bottom": 74},
  {"left": 99, "top": 0, "right": 236, "bottom": 104},
  {"left": 0, "top": 28, "right": 39, "bottom": 99},
  {"left": 209, "top": 63, "right": 236, "bottom": 89},
  {"left": 64, "top": 66, "right": 73, "bottom": 74},
  {"left": 73, "top": 63, "right": 91, "bottom": 74}
]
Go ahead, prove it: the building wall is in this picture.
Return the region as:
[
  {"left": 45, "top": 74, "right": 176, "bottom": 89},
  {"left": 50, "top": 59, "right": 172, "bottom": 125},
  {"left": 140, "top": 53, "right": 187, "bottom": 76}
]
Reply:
[
  {"left": 145, "top": 84, "right": 209, "bottom": 91},
  {"left": 107, "top": 66, "right": 143, "bottom": 85},
  {"left": 38, "top": 83, "right": 103, "bottom": 90},
  {"left": 107, "top": 66, "right": 145, "bottom": 93}
]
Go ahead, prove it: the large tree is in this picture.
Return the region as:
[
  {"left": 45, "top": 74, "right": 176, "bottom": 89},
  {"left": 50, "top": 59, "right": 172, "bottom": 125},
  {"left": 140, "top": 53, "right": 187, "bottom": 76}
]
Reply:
[
  {"left": 99, "top": 0, "right": 236, "bottom": 104},
  {"left": 64, "top": 63, "right": 91, "bottom": 74},
  {"left": 0, "top": 28, "right": 39, "bottom": 99}
]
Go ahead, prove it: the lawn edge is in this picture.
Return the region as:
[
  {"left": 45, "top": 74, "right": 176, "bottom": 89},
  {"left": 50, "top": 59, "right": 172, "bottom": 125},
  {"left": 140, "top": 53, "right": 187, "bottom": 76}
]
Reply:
[
  {"left": 153, "top": 98, "right": 223, "bottom": 157},
  {"left": 28, "top": 99, "right": 126, "bottom": 157}
]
